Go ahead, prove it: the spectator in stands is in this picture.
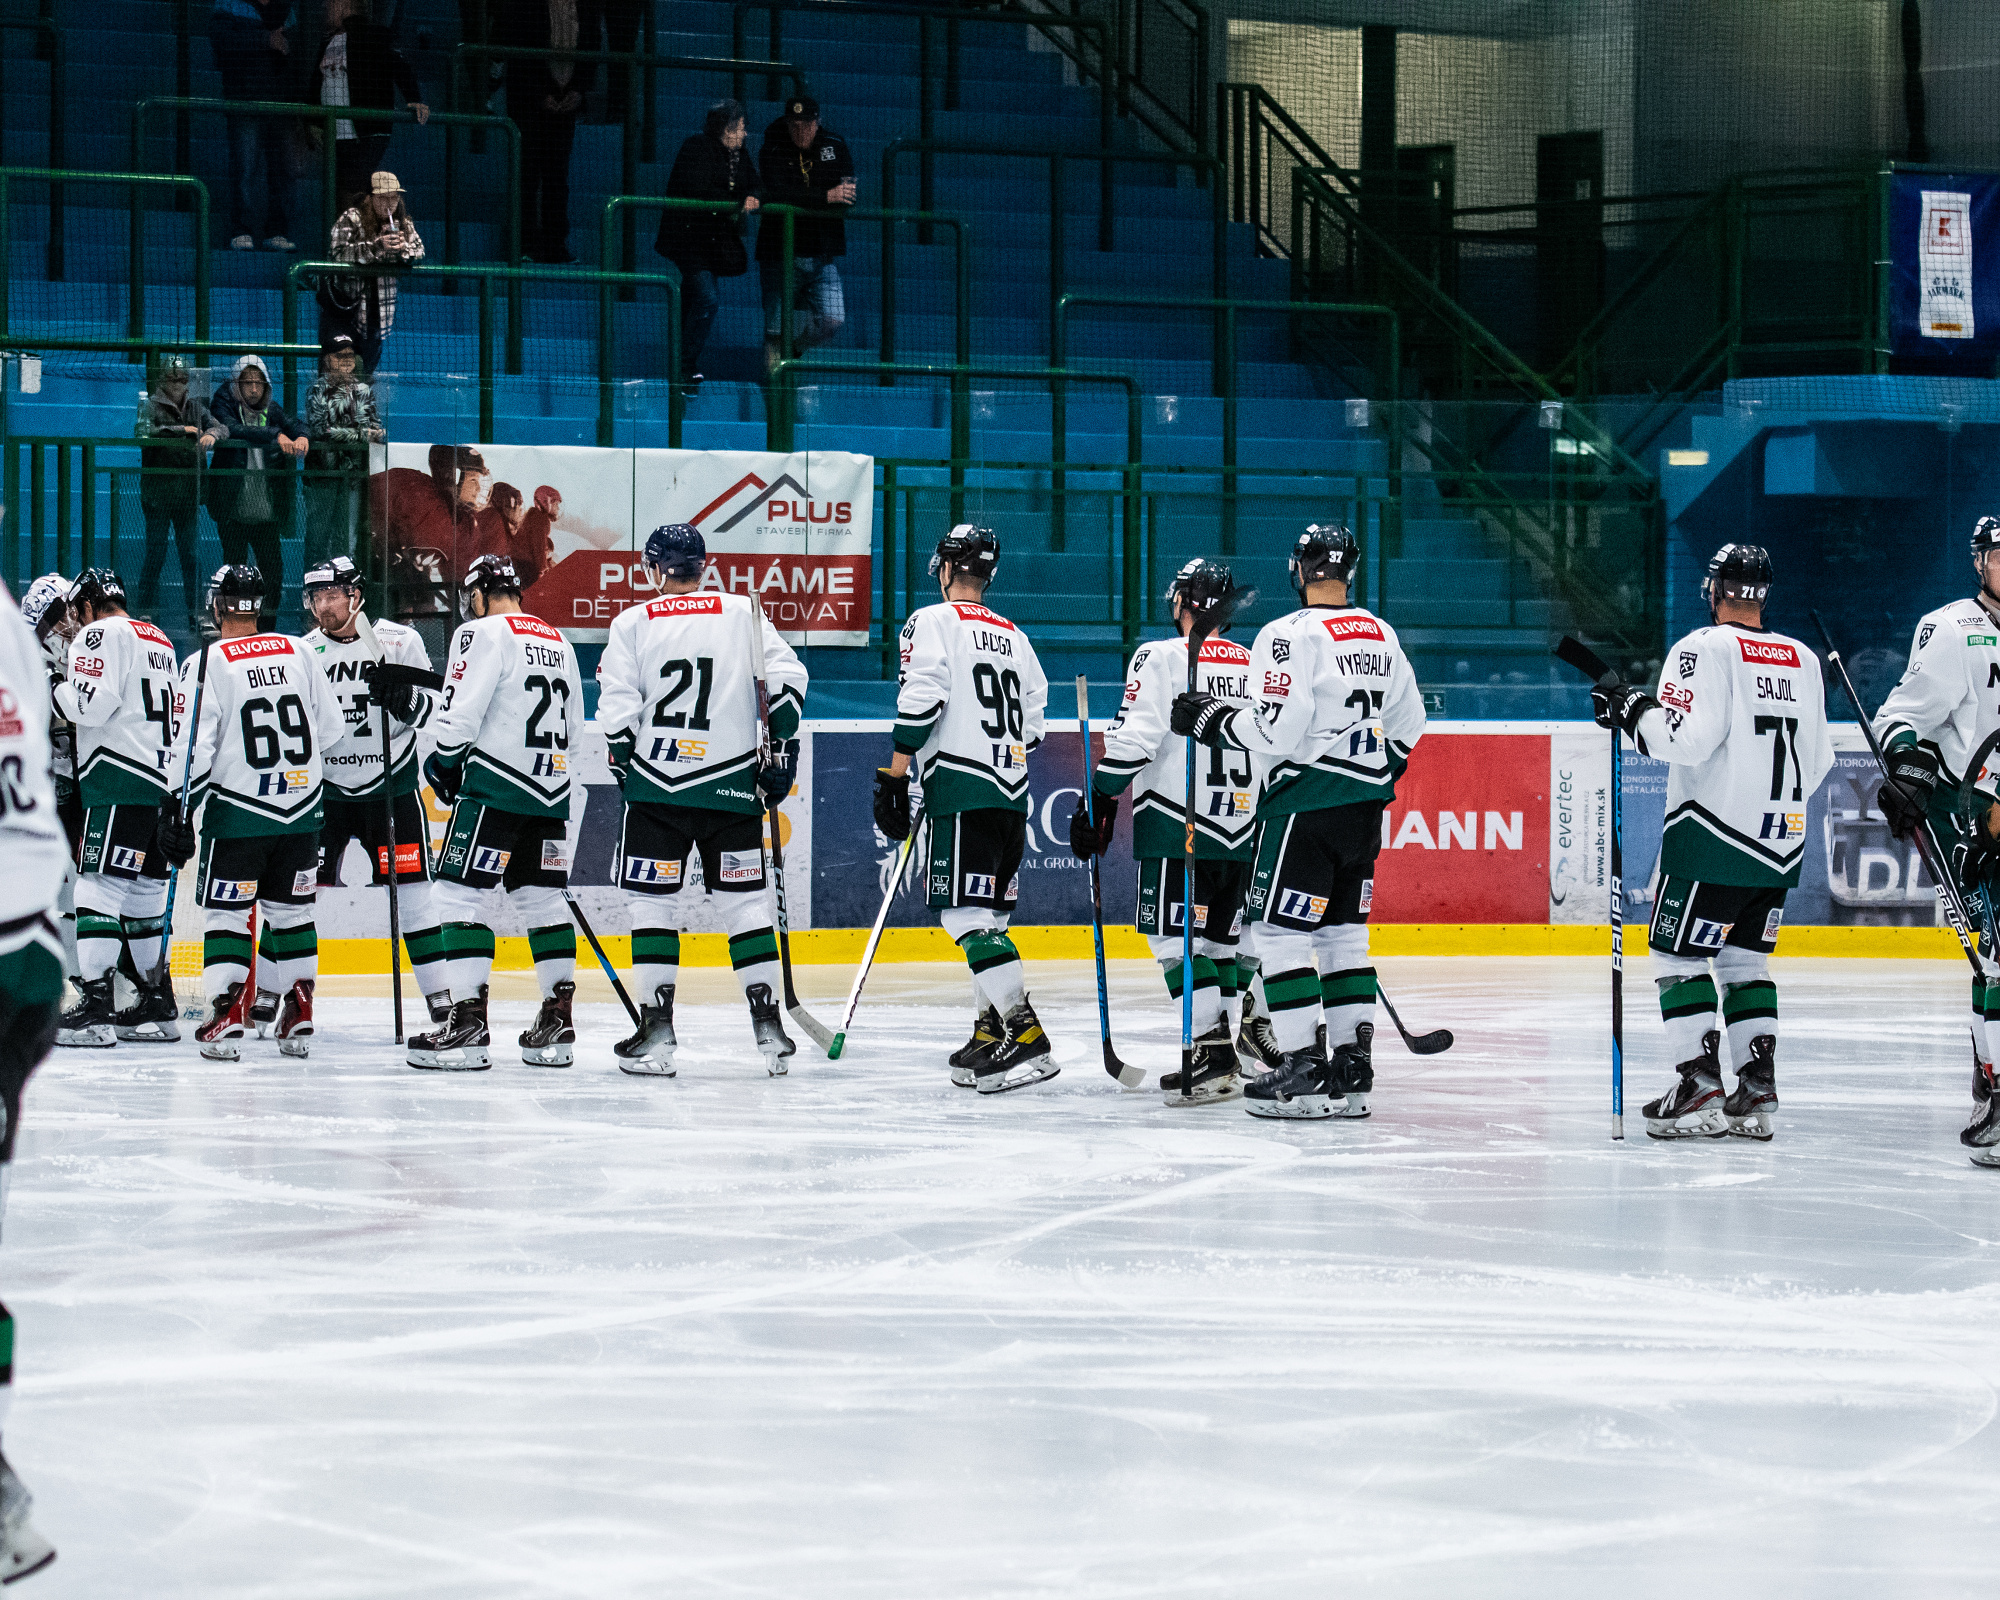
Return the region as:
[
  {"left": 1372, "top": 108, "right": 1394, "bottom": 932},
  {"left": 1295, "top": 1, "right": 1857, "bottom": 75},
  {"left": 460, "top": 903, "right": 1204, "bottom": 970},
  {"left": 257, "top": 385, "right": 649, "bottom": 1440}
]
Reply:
[
  {"left": 207, "top": 356, "right": 310, "bottom": 629},
  {"left": 500, "top": 0, "right": 593, "bottom": 264},
  {"left": 326, "top": 170, "right": 425, "bottom": 372},
  {"left": 303, "top": 332, "right": 386, "bottom": 569},
  {"left": 756, "top": 94, "right": 854, "bottom": 373},
  {"left": 133, "top": 355, "right": 222, "bottom": 633},
  {"left": 210, "top": 0, "right": 299, "bottom": 251},
  {"left": 314, "top": 0, "right": 430, "bottom": 204},
  {"left": 582, "top": 0, "right": 641, "bottom": 124},
  {"left": 658, "top": 99, "right": 760, "bottom": 389}
]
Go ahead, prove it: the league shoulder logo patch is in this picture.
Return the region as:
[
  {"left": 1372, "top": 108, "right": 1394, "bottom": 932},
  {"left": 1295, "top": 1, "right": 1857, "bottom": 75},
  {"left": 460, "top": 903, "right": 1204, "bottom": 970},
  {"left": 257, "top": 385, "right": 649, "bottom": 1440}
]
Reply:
[
  {"left": 1918, "top": 623, "right": 1936, "bottom": 650},
  {"left": 1678, "top": 650, "right": 1698, "bottom": 679},
  {"left": 1270, "top": 637, "right": 1291, "bottom": 664}
]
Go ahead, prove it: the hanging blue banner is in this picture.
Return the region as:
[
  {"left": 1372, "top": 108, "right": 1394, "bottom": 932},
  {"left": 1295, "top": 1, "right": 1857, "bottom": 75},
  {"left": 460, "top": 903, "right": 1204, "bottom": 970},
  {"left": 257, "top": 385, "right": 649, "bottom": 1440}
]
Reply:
[{"left": 1889, "top": 171, "right": 2000, "bottom": 368}]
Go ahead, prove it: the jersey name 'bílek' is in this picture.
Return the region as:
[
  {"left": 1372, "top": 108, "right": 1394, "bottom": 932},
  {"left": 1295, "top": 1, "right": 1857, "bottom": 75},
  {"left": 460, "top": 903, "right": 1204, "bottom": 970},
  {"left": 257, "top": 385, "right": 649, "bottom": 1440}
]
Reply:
[
  {"left": 433, "top": 613, "right": 584, "bottom": 819},
  {"left": 305, "top": 618, "right": 436, "bottom": 800},
  {"left": 595, "top": 591, "right": 808, "bottom": 814},
  {"left": 54, "top": 615, "right": 180, "bottom": 806},
  {"left": 895, "top": 600, "right": 1049, "bottom": 815},
  {"left": 1872, "top": 596, "right": 2000, "bottom": 787},
  {"left": 176, "top": 633, "right": 350, "bottom": 836},
  {"left": 1097, "top": 634, "right": 1256, "bottom": 859}
]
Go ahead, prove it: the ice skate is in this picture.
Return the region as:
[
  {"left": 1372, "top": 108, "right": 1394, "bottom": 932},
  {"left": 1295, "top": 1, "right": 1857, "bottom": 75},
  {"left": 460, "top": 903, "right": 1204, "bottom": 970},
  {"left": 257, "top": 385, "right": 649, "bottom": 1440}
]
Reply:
[
  {"left": 973, "top": 1000, "right": 1059, "bottom": 1093},
  {"left": 274, "top": 980, "right": 314, "bottom": 1059},
  {"left": 407, "top": 995, "right": 491, "bottom": 1070},
  {"left": 0, "top": 1453, "right": 55, "bottom": 1585},
  {"left": 949, "top": 1005, "right": 1004, "bottom": 1087},
  {"left": 1236, "top": 1010, "right": 1282, "bottom": 1075},
  {"left": 1643, "top": 1030, "right": 1728, "bottom": 1139},
  {"left": 1724, "top": 1033, "right": 1776, "bottom": 1140},
  {"left": 615, "top": 984, "right": 677, "bottom": 1077},
  {"left": 1329, "top": 1022, "right": 1374, "bottom": 1119},
  {"left": 55, "top": 976, "right": 118, "bottom": 1048},
  {"left": 249, "top": 986, "right": 281, "bottom": 1040},
  {"left": 1243, "top": 1045, "right": 1336, "bottom": 1118},
  {"left": 520, "top": 980, "right": 576, "bottom": 1067},
  {"left": 1160, "top": 1022, "right": 1241, "bottom": 1104},
  {"left": 112, "top": 977, "right": 181, "bottom": 1043},
  {"left": 423, "top": 990, "right": 453, "bottom": 1025},
  {"left": 747, "top": 982, "right": 795, "bottom": 1076},
  {"left": 196, "top": 981, "right": 251, "bottom": 1061},
  {"left": 1964, "top": 1057, "right": 2000, "bottom": 1167}
]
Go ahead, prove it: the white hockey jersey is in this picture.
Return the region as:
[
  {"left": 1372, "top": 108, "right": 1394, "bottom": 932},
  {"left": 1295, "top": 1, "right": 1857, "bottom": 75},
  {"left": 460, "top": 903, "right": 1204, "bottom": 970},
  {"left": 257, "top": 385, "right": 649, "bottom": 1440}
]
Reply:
[
  {"left": 1871, "top": 596, "right": 2000, "bottom": 789},
  {"left": 1632, "top": 622, "right": 1834, "bottom": 887},
  {"left": 1221, "top": 604, "right": 1426, "bottom": 817},
  {"left": 53, "top": 613, "right": 180, "bottom": 807},
  {"left": 432, "top": 611, "right": 584, "bottom": 819},
  {"left": 894, "top": 599, "right": 1049, "bottom": 816},
  {"left": 595, "top": 592, "right": 808, "bottom": 815},
  {"left": 1096, "top": 633, "right": 1256, "bottom": 860},
  {"left": 304, "top": 618, "right": 436, "bottom": 800},
  {"left": 177, "top": 632, "right": 350, "bottom": 837},
  {"left": 0, "top": 586, "right": 70, "bottom": 993}
]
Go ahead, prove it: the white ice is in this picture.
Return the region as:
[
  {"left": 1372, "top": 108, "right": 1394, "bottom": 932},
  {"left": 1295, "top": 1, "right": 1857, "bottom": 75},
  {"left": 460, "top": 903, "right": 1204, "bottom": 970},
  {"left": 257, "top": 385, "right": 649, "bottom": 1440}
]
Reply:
[{"left": 7, "top": 955, "right": 2000, "bottom": 1598}]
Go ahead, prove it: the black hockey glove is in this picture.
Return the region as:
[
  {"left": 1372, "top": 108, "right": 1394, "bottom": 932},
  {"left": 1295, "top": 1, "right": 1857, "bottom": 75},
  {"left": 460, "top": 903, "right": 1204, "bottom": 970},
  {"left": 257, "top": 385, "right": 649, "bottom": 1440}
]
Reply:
[
  {"left": 873, "top": 767, "right": 912, "bottom": 841},
  {"left": 1878, "top": 743, "right": 1941, "bottom": 840},
  {"left": 424, "top": 750, "right": 464, "bottom": 807},
  {"left": 155, "top": 799, "right": 196, "bottom": 867},
  {"left": 756, "top": 759, "right": 791, "bottom": 809},
  {"left": 375, "top": 676, "right": 421, "bottom": 723},
  {"left": 1068, "top": 790, "right": 1118, "bottom": 860},
  {"left": 1958, "top": 835, "right": 2000, "bottom": 893},
  {"left": 1589, "top": 681, "right": 1659, "bottom": 737},
  {"left": 606, "top": 729, "right": 634, "bottom": 793},
  {"left": 1170, "top": 691, "right": 1236, "bottom": 748}
]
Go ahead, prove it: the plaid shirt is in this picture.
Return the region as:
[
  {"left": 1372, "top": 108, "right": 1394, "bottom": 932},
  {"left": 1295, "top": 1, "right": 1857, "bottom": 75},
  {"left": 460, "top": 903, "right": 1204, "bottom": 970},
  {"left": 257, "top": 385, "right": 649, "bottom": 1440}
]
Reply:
[
  {"left": 329, "top": 206, "right": 425, "bottom": 339},
  {"left": 306, "top": 375, "right": 383, "bottom": 442}
]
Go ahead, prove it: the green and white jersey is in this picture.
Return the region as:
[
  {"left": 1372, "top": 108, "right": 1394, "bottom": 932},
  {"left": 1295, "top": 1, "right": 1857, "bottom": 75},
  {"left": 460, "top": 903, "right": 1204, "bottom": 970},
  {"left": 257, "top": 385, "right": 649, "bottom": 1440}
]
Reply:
[
  {"left": 894, "top": 599, "right": 1048, "bottom": 817},
  {"left": 1631, "top": 622, "right": 1834, "bottom": 888},
  {"left": 1095, "top": 632, "right": 1256, "bottom": 861},
  {"left": 1222, "top": 604, "right": 1425, "bottom": 817},
  {"left": 176, "top": 632, "right": 351, "bottom": 837},
  {"left": 0, "top": 585, "right": 70, "bottom": 1003},
  {"left": 433, "top": 611, "right": 583, "bottom": 820},
  {"left": 52, "top": 613, "right": 179, "bottom": 807},
  {"left": 304, "top": 617, "right": 435, "bottom": 800},
  {"left": 1872, "top": 596, "right": 2000, "bottom": 788},
  {"left": 594, "top": 591, "right": 807, "bottom": 815}
]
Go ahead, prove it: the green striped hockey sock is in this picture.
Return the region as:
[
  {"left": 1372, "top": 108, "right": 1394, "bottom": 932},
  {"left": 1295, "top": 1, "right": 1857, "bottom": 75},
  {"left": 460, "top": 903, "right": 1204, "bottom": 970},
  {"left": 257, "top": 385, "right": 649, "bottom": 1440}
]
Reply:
[
  {"left": 1320, "top": 966, "right": 1377, "bottom": 1049},
  {"left": 1657, "top": 972, "right": 1720, "bottom": 1064},
  {"left": 1976, "top": 976, "right": 2000, "bottom": 1065},
  {"left": 75, "top": 900, "right": 122, "bottom": 984},
  {"left": 120, "top": 912, "right": 168, "bottom": 986},
  {"left": 959, "top": 928, "right": 1026, "bottom": 1013},
  {"left": 527, "top": 923, "right": 576, "bottom": 998},
  {"left": 202, "top": 909, "right": 254, "bottom": 999},
  {"left": 256, "top": 916, "right": 319, "bottom": 992},
  {"left": 441, "top": 921, "right": 496, "bottom": 997},
  {"left": 1159, "top": 953, "right": 1223, "bottom": 1033},
  {"left": 727, "top": 924, "right": 781, "bottom": 1002},
  {"left": 397, "top": 882, "right": 448, "bottom": 1003},
  {"left": 1722, "top": 979, "right": 1778, "bottom": 1072},
  {"left": 1262, "top": 965, "right": 1322, "bottom": 1053},
  {"left": 631, "top": 924, "right": 681, "bottom": 1010}
]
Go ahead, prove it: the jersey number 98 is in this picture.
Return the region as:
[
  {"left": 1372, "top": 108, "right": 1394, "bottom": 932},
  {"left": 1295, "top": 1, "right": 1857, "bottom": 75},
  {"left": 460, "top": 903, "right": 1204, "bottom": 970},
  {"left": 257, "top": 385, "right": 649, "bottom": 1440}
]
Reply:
[{"left": 972, "top": 663, "right": 1023, "bottom": 740}]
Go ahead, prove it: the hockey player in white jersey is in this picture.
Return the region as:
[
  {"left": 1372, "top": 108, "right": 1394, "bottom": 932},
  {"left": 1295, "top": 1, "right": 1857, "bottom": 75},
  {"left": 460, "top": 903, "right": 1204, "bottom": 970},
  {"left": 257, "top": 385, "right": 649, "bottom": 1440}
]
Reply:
[
  {"left": 1071, "top": 559, "right": 1262, "bottom": 1103},
  {"left": 1172, "top": 524, "right": 1426, "bottom": 1120},
  {"left": 1591, "top": 544, "right": 1833, "bottom": 1140},
  {"left": 595, "top": 524, "right": 808, "bottom": 1075},
  {"left": 874, "top": 525, "right": 1056, "bottom": 1092},
  {"left": 49, "top": 568, "right": 184, "bottom": 1046},
  {"left": 411, "top": 554, "right": 584, "bottom": 1070},
  {"left": 301, "top": 556, "right": 449, "bottom": 1019},
  {"left": 163, "top": 565, "right": 349, "bottom": 1060},
  {"left": 0, "top": 571, "right": 68, "bottom": 1583},
  {"left": 1872, "top": 515, "right": 2000, "bottom": 1156}
]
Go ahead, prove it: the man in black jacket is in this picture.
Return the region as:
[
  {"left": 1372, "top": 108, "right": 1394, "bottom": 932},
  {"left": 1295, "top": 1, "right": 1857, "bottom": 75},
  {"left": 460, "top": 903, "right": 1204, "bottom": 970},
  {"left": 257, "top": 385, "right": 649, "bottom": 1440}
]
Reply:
[
  {"left": 658, "top": 99, "right": 761, "bottom": 386},
  {"left": 500, "top": 0, "right": 594, "bottom": 263},
  {"left": 756, "top": 95, "right": 855, "bottom": 371},
  {"left": 314, "top": 0, "right": 431, "bottom": 207}
]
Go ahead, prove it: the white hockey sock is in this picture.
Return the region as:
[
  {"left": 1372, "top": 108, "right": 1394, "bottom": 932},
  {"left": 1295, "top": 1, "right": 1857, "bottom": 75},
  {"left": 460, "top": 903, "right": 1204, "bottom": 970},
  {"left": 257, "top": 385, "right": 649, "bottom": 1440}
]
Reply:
[
  {"left": 433, "top": 881, "right": 493, "bottom": 999},
  {"left": 1313, "top": 924, "right": 1373, "bottom": 1048},
  {"left": 1253, "top": 927, "right": 1319, "bottom": 1053},
  {"left": 628, "top": 916, "right": 681, "bottom": 1011},
  {"left": 718, "top": 891, "right": 781, "bottom": 1006},
  {"left": 119, "top": 875, "right": 170, "bottom": 986},
  {"left": 255, "top": 904, "right": 318, "bottom": 993},
  {"left": 1148, "top": 935, "right": 1223, "bottom": 1034},
  {"left": 75, "top": 882, "right": 123, "bottom": 984},
  {"left": 395, "top": 881, "right": 449, "bottom": 1003},
  {"left": 203, "top": 905, "right": 255, "bottom": 999}
]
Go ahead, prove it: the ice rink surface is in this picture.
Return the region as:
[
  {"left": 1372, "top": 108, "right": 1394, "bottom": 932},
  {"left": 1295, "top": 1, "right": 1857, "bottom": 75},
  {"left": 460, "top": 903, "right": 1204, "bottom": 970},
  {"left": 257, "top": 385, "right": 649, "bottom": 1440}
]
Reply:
[{"left": 8, "top": 955, "right": 2000, "bottom": 1598}]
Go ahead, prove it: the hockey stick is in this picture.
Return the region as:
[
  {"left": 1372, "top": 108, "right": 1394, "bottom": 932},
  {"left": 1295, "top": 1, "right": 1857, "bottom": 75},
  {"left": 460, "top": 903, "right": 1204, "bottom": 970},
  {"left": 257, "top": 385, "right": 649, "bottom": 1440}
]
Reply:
[
  {"left": 1813, "top": 610, "right": 1984, "bottom": 976},
  {"left": 826, "top": 799, "right": 926, "bottom": 1061},
  {"left": 155, "top": 631, "right": 211, "bottom": 1003},
  {"left": 753, "top": 665, "right": 833, "bottom": 1053},
  {"left": 563, "top": 889, "right": 643, "bottom": 1028},
  {"left": 1553, "top": 635, "right": 1625, "bottom": 1139},
  {"left": 368, "top": 653, "right": 444, "bottom": 1044},
  {"left": 1376, "top": 981, "right": 1453, "bottom": 1054},
  {"left": 1075, "top": 676, "right": 1140, "bottom": 1087}
]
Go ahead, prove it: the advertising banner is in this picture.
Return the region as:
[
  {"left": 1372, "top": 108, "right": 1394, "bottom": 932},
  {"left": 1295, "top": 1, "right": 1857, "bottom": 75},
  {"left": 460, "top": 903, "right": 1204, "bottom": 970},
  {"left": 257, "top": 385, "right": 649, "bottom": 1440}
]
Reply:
[
  {"left": 369, "top": 444, "right": 873, "bottom": 646},
  {"left": 1889, "top": 171, "right": 2000, "bottom": 368}
]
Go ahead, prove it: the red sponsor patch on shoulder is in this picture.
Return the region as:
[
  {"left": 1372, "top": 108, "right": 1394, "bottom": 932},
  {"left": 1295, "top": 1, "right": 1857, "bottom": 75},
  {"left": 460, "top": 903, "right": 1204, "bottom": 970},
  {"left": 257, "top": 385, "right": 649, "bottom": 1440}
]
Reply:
[
  {"left": 129, "top": 619, "right": 172, "bottom": 647},
  {"left": 645, "top": 593, "right": 725, "bottom": 618},
  {"left": 1322, "top": 614, "right": 1386, "bottom": 643},
  {"left": 505, "top": 614, "right": 565, "bottom": 641},
  {"left": 220, "top": 635, "right": 293, "bottom": 663},
  {"left": 1738, "top": 636, "right": 1801, "bottom": 668},
  {"left": 1199, "top": 638, "right": 1251, "bottom": 664},
  {"left": 952, "top": 602, "right": 1013, "bottom": 630}
]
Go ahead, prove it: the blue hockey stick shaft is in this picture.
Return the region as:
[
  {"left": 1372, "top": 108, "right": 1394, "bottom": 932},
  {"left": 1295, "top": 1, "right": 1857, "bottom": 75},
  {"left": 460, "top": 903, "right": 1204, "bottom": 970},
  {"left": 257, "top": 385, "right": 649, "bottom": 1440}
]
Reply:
[
  {"left": 1610, "top": 723, "right": 1624, "bottom": 1141},
  {"left": 154, "top": 635, "right": 211, "bottom": 994}
]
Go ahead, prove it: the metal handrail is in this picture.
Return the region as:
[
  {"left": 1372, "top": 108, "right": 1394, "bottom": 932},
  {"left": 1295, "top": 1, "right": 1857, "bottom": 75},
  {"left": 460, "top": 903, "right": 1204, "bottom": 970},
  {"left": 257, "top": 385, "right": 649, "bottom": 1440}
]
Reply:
[
  {"left": 0, "top": 21, "right": 66, "bottom": 274},
  {"left": 994, "top": 0, "right": 1213, "bottom": 159}
]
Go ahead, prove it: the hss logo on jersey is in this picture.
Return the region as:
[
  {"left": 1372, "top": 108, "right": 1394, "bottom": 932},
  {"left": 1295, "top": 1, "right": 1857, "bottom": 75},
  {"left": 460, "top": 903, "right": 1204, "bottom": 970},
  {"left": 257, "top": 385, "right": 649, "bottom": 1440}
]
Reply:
[
  {"left": 1207, "top": 789, "right": 1251, "bottom": 817},
  {"left": 990, "top": 741, "right": 1025, "bottom": 769},
  {"left": 1759, "top": 810, "right": 1805, "bottom": 840},
  {"left": 256, "top": 768, "right": 311, "bottom": 796}
]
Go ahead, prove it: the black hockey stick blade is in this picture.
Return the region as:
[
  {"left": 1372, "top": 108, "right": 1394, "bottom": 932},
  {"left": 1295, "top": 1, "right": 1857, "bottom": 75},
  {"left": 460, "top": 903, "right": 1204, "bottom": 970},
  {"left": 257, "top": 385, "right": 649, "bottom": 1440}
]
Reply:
[
  {"left": 1104, "top": 1038, "right": 1143, "bottom": 1088},
  {"left": 1554, "top": 635, "right": 1616, "bottom": 686},
  {"left": 1379, "top": 985, "right": 1453, "bottom": 1055},
  {"left": 372, "top": 662, "right": 446, "bottom": 693}
]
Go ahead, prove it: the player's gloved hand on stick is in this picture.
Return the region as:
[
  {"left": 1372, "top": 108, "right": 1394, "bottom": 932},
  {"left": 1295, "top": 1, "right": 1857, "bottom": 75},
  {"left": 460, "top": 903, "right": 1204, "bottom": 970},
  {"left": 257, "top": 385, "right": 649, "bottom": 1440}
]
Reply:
[
  {"left": 156, "top": 800, "right": 196, "bottom": 866},
  {"left": 1958, "top": 835, "right": 2000, "bottom": 894},
  {"left": 756, "top": 759, "right": 791, "bottom": 809},
  {"left": 375, "top": 676, "right": 421, "bottom": 722},
  {"left": 1589, "top": 680, "right": 1659, "bottom": 736},
  {"left": 424, "top": 751, "right": 464, "bottom": 807},
  {"left": 1170, "top": 691, "right": 1236, "bottom": 747},
  {"left": 1068, "top": 790, "right": 1118, "bottom": 860},
  {"left": 606, "top": 730, "right": 634, "bottom": 793},
  {"left": 873, "top": 767, "right": 911, "bottom": 842},
  {"left": 1879, "top": 743, "right": 1940, "bottom": 839}
]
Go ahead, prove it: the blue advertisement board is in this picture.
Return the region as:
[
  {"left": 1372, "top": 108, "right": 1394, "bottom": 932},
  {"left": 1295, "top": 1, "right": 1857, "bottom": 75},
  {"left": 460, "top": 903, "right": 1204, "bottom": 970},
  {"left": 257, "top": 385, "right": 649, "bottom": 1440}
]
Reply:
[{"left": 1889, "top": 171, "right": 2000, "bottom": 368}]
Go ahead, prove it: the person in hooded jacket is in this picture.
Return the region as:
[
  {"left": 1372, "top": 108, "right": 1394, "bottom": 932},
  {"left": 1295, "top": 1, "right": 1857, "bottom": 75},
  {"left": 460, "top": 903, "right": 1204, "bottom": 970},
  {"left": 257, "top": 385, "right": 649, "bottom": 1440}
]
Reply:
[
  {"left": 133, "top": 354, "right": 224, "bottom": 632},
  {"left": 657, "top": 99, "right": 761, "bottom": 387},
  {"left": 208, "top": 355, "right": 310, "bottom": 628}
]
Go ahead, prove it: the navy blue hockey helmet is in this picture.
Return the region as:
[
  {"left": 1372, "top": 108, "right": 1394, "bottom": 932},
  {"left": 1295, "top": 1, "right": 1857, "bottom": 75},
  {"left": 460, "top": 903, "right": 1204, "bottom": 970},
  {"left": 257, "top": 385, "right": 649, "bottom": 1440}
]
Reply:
[
  {"left": 1289, "top": 523, "right": 1360, "bottom": 598},
  {"left": 1701, "top": 543, "right": 1772, "bottom": 609},
  {"left": 643, "top": 523, "right": 707, "bottom": 582}
]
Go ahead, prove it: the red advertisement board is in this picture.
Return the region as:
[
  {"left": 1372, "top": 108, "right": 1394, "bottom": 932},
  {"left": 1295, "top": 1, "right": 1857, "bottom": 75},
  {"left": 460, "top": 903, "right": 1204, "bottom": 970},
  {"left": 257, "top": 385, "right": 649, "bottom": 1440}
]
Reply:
[{"left": 1374, "top": 732, "right": 1550, "bottom": 922}]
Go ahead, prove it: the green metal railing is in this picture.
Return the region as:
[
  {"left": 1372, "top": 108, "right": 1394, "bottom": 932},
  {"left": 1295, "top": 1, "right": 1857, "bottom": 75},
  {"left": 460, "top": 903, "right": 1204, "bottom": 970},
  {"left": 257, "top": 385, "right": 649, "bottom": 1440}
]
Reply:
[{"left": 0, "top": 20, "right": 64, "bottom": 269}]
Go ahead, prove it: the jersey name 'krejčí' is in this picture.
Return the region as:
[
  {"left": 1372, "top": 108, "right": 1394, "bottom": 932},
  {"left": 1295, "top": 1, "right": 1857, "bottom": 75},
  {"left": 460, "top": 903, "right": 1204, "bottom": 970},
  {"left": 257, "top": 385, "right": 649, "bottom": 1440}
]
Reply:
[
  {"left": 595, "top": 592, "right": 807, "bottom": 814},
  {"left": 895, "top": 601, "right": 1049, "bottom": 816},
  {"left": 1631, "top": 623, "right": 1834, "bottom": 888},
  {"left": 1872, "top": 597, "right": 2000, "bottom": 789},
  {"left": 433, "top": 613, "right": 584, "bottom": 819},
  {"left": 305, "top": 618, "right": 436, "bottom": 800},
  {"left": 53, "top": 615, "right": 179, "bottom": 807},
  {"left": 1096, "top": 634, "right": 1256, "bottom": 859},
  {"left": 176, "top": 633, "right": 350, "bottom": 836},
  {"left": 1221, "top": 605, "right": 1426, "bottom": 816}
]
